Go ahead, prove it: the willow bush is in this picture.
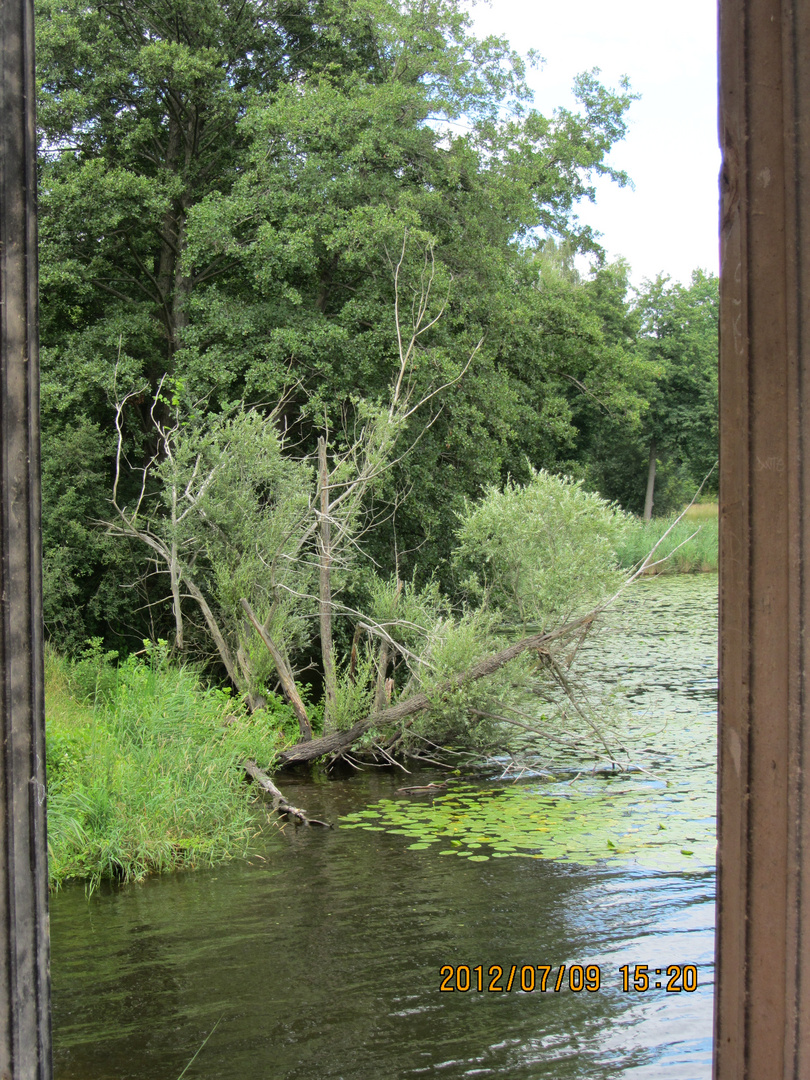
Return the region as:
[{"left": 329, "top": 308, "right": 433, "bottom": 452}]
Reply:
[{"left": 452, "top": 469, "right": 630, "bottom": 628}]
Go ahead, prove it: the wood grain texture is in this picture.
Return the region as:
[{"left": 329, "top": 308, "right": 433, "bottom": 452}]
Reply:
[
  {"left": 0, "top": 0, "right": 52, "bottom": 1074},
  {"left": 716, "top": 0, "right": 810, "bottom": 1075}
]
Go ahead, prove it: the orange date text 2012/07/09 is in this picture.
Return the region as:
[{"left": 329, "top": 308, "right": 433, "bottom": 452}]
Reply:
[
  {"left": 438, "top": 964, "right": 601, "bottom": 993},
  {"left": 439, "top": 964, "right": 699, "bottom": 994}
]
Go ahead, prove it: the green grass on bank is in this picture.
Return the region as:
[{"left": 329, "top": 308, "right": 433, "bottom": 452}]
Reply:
[
  {"left": 683, "top": 501, "right": 719, "bottom": 522},
  {"left": 616, "top": 505, "right": 719, "bottom": 574},
  {"left": 45, "top": 641, "right": 294, "bottom": 891}
]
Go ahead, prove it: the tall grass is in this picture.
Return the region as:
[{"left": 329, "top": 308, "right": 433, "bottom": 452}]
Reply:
[
  {"left": 45, "top": 641, "right": 294, "bottom": 890},
  {"left": 683, "top": 501, "right": 719, "bottom": 522},
  {"left": 615, "top": 508, "right": 719, "bottom": 574}
]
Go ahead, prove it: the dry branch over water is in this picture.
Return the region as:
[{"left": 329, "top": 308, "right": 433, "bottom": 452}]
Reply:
[
  {"left": 242, "top": 760, "right": 331, "bottom": 827},
  {"left": 276, "top": 615, "right": 595, "bottom": 766}
]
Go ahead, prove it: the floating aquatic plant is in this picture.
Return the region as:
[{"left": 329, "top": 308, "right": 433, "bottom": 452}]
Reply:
[{"left": 340, "top": 777, "right": 715, "bottom": 872}]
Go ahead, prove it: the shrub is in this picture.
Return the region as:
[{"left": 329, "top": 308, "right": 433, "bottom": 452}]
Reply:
[{"left": 453, "top": 469, "right": 629, "bottom": 628}]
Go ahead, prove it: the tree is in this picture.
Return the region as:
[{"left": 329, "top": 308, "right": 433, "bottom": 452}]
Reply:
[
  {"left": 274, "top": 469, "right": 632, "bottom": 766},
  {"left": 105, "top": 246, "right": 480, "bottom": 729},
  {"left": 452, "top": 469, "right": 628, "bottom": 629},
  {"left": 36, "top": 0, "right": 301, "bottom": 645},
  {"left": 107, "top": 394, "right": 314, "bottom": 714},
  {"left": 635, "top": 271, "right": 719, "bottom": 514},
  {"left": 106, "top": 376, "right": 631, "bottom": 765},
  {"left": 179, "top": 55, "right": 640, "bottom": 576},
  {"left": 36, "top": 0, "right": 642, "bottom": 651},
  {"left": 571, "top": 269, "right": 718, "bottom": 516}
]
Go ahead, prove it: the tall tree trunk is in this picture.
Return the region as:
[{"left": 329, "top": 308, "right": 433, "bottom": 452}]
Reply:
[
  {"left": 373, "top": 577, "right": 401, "bottom": 711},
  {"left": 643, "top": 438, "right": 657, "bottom": 521},
  {"left": 317, "top": 437, "right": 337, "bottom": 727}
]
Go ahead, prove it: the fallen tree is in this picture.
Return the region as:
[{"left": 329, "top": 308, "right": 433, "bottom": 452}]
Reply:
[
  {"left": 106, "top": 373, "right": 639, "bottom": 772},
  {"left": 276, "top": 614, "right": 595, "bottom": 766},
  {"left": 272, "top": 496, "right": 705, "bottom": 769}
]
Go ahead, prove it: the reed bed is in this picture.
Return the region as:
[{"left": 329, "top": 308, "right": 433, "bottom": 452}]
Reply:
[{"left": 616, "top": 509, "right": 719, "bottom": 574}]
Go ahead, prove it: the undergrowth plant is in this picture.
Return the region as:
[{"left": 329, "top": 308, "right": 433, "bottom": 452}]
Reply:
[{"left": 45, "top": 641, "right": 294, "bottom": 890}]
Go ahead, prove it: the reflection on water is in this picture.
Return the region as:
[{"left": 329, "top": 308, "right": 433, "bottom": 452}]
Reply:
[{"left": 51, "top": 574, "right": 717, "bottom": 1079}]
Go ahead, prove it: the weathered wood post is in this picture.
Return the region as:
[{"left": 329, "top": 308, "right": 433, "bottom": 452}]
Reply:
[
  {"left": 0, "top": 0, "right": 53, "bottom": 1074},
  {"left": 716, "top": 0, "right": 810, "bottom": 1074}
]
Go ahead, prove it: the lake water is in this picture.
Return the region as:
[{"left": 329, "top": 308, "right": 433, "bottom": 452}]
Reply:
[{"left": 50, "top": 574, "right": 718, "bottom": 1079}]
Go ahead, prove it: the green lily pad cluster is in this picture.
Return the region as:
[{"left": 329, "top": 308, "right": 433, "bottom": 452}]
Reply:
[{"left": 340, "top": 778, "right": 716, "bottom": 872}]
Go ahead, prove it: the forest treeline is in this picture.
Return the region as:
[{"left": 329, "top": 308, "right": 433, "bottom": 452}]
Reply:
[{"left": 37, "top": 0, "right": 718, "bottom": 662}]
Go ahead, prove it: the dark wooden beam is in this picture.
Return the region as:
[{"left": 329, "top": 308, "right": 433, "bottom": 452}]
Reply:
[
  {"left": 716, "top": 0, "right": 810, "bottom": 1074},
  {"left": 0, "top": 0, "right": 53, "bottom": 1074}
]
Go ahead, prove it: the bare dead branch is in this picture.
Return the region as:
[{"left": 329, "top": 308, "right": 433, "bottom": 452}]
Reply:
[{"left": 243, "top": 761, "right": 331, "bottom": 827}]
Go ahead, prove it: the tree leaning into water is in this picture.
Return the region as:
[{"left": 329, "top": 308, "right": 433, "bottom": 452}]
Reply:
[{"left": 106, "top": 360, "right": 629, "bottom": 767}]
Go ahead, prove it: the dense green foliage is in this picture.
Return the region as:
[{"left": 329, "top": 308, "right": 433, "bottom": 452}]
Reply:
[
  {"left": 46, "top": 640, "right": 292, "bottom": 889},
  {"left": 579, "top": 270, "right": 719, "bottom": 514},
  {"left": 36, "top": 0, "right": 717, "bottom": 776},
  {"left": 36, "top": 0, "right": 720, "bottom": 890},
  {"left": 45, "top": 466, "right": 634, "bottom": 887},
  {"left": 453, "top": 469, "right": 628, "bottom": 626},
  {"left": 35, "top": 0, "right": 657, "bottom": 649}
]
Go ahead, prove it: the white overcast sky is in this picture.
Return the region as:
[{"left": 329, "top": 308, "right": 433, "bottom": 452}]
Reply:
[{"left": 469, "top": 0, "right": 720, "bottom": 286}]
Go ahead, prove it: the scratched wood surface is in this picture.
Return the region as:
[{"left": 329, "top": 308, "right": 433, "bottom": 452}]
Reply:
[
  {"left": 716, "top": 0, "right": 810, "bottom": 1075},
  {"left": 0, "top": 0, "right": 52, "bottom": 1075}
]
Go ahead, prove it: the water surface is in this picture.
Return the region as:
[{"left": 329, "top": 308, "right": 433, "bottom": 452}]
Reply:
[{"left": 51, "top": 574, "right": 717, "bottom": 1079}]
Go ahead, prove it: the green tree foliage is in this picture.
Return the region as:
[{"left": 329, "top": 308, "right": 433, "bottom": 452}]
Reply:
[
  {"left": 578, "top": 270, "right": 719, "bottom": 514},
  {"left": 452, "top": 470, "right": 628, "bottom": 628},
  {"left": 40, "top": 416, "right": 138, "bottom": 651},
  {"left": 528, "top": 249, "right": 654, "bottom": 484},
  {"left": 107, "top": 395, "right": 316, "bottom": 699},
  {"left": 36, "top": 0, "right": 642, "bottom": 649},
  {"left": 106, "top": 381, "right": 631, "bottom": 752},
  {"left": 638, "top": 270, "right": 719, "bottom": 495},
  {"left": 180, "top": 50, "right": 639, "bottom": 572}
]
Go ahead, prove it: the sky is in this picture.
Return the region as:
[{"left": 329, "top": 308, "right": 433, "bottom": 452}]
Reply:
[{"left": 469, "top": 0, "right": 720, "bottom": 287}]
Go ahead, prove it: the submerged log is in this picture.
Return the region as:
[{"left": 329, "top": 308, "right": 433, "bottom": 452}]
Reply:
[
  {"left": 243, "top": 760, "right": 331, "bottom": 827},
  {"left": 277, "top": 615, "right": 594, "bottom": 767}
]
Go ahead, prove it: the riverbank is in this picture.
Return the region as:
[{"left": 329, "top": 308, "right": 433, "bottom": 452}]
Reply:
[
  {"left": 45, "top": 499, "right": 717, "bottom": 890},
  {"left": 45, "top": 642, "right": 290, "bottom": 890},
  {"left": 616, "top": 504, "right": 719, "bottom": 573},
  {"left": 49, "top": 573, "right": 718, "bottom": 1080}
]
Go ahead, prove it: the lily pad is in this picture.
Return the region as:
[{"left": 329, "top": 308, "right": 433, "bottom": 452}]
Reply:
[{"left": 339, "top": 774, "right": 715, "bottom": 871}]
